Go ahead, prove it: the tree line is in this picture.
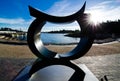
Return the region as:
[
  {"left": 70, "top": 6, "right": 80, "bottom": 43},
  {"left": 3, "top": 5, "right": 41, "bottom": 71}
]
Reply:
[
  {"left": 0, "top": 27, "right": 23, "bottom": 32},
  {"left": 93, "top": 20, "right": 120, "bottom": 39}
]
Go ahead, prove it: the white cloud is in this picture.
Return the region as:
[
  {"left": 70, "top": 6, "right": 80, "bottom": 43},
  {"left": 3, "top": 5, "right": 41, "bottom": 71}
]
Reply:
[
  {"left": 0, "top": 18, "right": 32, "bottom": 25},
  {"left": 42, "top": 21, "right": 80, "bottom": 32},
  {"left": 46, "top": 0, "right": 70, "bottom": 16},
  {"left": 86, "top": 1, "right": 120, "bottom": 22},
  {"left": 89, "top": 1, "right": 113, "bottom": 10},
  {"left": 0, "top": 18, "right": 33, "bottom": 31},
  {"left": 0, "top": 18, "right": 24, "bottom": 24},
  {"left": 47, "top": 0, "right": 120, "bottom": 22},
  {"left": 1, "top": 1, "right": 120, "bottom": 31},
  {"left": 43, "top": 0, "right": 120, "bottom": 30},
  {"left": 46, "top": 0, "right": 85, "bottom": 16}
]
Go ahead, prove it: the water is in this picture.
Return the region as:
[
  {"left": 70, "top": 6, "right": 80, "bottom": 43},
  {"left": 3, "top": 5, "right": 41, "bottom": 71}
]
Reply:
[
  {"left": 18, "top": 33, "right": 80, "bottom": 45},
  {"left": 40, "top": 33, "right": 80, "bottom": 45}
]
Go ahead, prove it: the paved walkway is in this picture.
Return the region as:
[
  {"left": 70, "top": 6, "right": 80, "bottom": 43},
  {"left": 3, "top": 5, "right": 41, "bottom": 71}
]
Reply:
[{"left": 73, "top": 54, "right": 120, "bottom": 81}]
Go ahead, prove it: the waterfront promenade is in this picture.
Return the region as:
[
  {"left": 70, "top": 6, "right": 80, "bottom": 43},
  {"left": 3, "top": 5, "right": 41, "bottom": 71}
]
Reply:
[
  {"left": 0, "top": 42, "right": 120, "bottom": 81},
  {"left": 74, "top": 54, "right": 120, "bottom": 81}
]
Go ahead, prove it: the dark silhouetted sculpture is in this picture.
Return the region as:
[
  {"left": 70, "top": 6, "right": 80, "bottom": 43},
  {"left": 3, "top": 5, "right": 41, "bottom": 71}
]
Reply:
[{"left": 13, "top": 2, "right": 97, "bottom": 81}]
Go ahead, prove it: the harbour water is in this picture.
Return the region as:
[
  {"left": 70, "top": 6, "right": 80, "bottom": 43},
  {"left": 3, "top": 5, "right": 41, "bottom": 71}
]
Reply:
[
  {"left": 40, "top": 33, "right": 80, "bottom": 45},
  {"left": 18, "top": 33, "right": 80, "bottom": 45}
]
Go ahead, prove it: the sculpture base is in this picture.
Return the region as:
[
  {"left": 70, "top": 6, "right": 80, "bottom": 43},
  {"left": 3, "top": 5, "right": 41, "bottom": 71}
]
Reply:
[{"left": 13, "top": 64, "right": 99, "bottom": 81}]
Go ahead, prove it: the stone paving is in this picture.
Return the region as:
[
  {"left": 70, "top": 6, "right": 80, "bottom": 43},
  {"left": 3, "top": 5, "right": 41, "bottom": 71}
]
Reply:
[
  {"left": 9, "top": 54, "right": 120, "bottom": 81},
  {"left": 73, "top": 54, "right": 120, "bottom": 81}
]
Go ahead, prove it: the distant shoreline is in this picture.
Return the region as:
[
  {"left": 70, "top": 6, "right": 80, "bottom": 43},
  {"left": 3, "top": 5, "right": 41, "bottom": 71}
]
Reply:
[
  {"left": 0, "top": 37, "right": 119, "bottom": 46},
  {"left": 1, "top": 32, "right": 120, "bottom": 45},
  {"left": 1, "top": 33, "right": 120, "bottom": 45},
  {"left": 0, "top": 38, "right": 27, "bottom": 45}
]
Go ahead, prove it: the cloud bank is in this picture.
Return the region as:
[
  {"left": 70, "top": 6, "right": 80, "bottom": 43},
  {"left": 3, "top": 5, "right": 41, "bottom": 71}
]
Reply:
[
  {"left": 0, "top": 18, "right": 33, "bottom": 30},
  {"left": 47, "top": 0, "right": 120, "bottom": 21},
  {"left": 86, "top": 1, "right": 120, "bottom": 22},
  {"left": 0, "top": 0, "right": 120, "bottom": 31}
]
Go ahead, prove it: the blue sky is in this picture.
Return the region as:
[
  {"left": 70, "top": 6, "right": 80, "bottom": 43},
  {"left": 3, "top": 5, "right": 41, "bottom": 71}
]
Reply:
[{"left": 0, "top": 0, "right": 120, "bottom": 31}]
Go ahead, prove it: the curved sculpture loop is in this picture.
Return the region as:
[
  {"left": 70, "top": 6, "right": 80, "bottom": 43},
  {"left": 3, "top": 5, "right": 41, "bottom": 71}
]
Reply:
[
  {"left": 27, "top": 2, "right": 94, "bottom": 60},
  {"left": 14, "top": 2, "right": 94, "bottom": 81},
  {"left": 28, "top": 2, "right": 86, "bottom": 23}
]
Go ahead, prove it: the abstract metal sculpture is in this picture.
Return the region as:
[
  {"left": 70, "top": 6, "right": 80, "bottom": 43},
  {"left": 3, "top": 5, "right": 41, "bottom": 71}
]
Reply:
[{"left": 13, "top": 2, "right": 95, "bottom": 81}]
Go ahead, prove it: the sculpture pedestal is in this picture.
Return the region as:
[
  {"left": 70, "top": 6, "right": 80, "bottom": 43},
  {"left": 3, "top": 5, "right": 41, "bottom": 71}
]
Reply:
[{"left": 13, "top": 64, "right": 99, "bottom": 81}]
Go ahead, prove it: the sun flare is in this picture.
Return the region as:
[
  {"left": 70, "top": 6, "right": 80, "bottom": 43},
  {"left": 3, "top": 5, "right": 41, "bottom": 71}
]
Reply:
[{"left": 88, "top": 11, "right": 104, "bottom": 26}]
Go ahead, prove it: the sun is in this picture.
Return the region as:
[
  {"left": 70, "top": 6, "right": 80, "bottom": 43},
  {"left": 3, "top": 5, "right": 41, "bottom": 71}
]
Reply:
[{"left": 87, "top": 10, "right": 104, "bottom": 26}]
